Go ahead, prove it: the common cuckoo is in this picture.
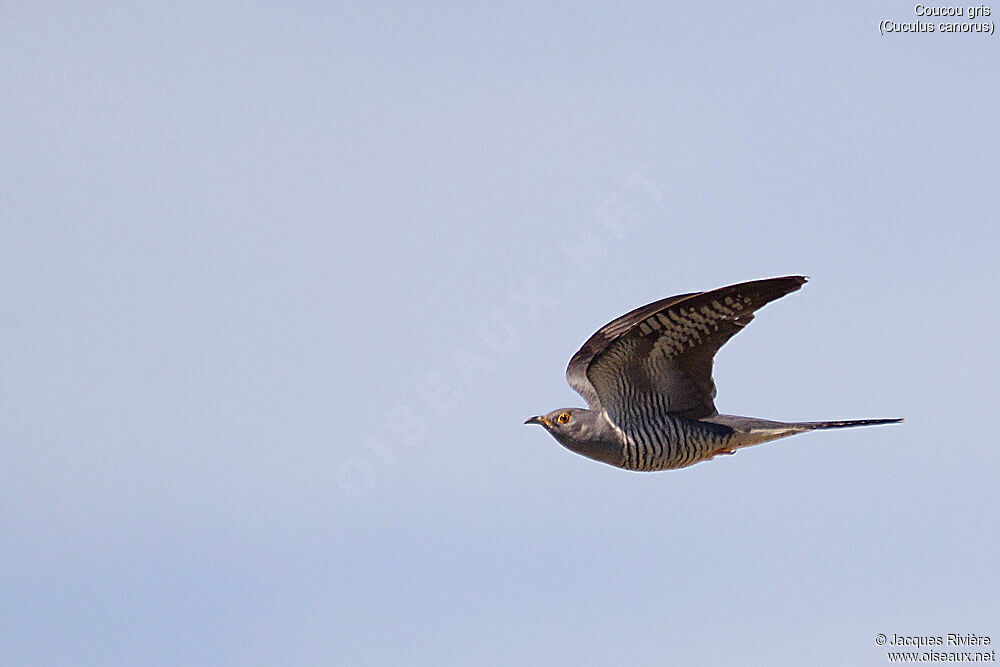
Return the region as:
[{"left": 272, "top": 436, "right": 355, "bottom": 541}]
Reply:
[{"left": 525, "top": 276, "right": 901, "bottom": 471}]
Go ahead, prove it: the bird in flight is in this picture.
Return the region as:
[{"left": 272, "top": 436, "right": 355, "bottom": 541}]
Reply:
[{"left": 525, "top": 276, "right": 901, "bottom": 471}]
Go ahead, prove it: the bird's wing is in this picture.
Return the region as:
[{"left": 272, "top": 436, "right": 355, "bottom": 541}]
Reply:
[
  {"left": 566, "top": 276, "right": 807, "bottom": 418},
  {"left": 566, "top": 292, "right": 697, "bottom": 410}
]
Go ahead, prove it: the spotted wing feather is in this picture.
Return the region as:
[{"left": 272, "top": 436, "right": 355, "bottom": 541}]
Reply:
[
  {"left": 566, "top": 292, "right": 696, "bottom": 410},
  {"left": 567, "top": 276, "right": 807, "bottom": 418}
]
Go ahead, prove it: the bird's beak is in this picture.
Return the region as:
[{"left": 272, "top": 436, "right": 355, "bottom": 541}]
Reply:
[{"left": 524, "top": 416, "right": 550, "bottom": 427}]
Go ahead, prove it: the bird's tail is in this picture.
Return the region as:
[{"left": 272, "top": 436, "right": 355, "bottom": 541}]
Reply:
[
  {"left": 789, "top": 418, "right": 904, "bottom": 430},
  {"left": 705, "top": 415, "right": 903, "bottom": 448}
]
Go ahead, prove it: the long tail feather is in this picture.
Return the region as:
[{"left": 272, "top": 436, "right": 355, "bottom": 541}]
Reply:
[
  {"left": 794, "top": 418, "right": 903, "bottom": 430},
  {"left": 704, "top": 414, "right": 903, "bottom": 449}
]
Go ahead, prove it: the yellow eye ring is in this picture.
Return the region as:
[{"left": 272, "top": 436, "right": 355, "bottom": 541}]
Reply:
[{"left": 557, "top": 412, "right": 571, "bottom": 425}]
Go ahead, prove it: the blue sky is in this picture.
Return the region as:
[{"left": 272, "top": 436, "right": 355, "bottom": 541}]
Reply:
[{"left": 2, "top": 3, "right": 998, "bottom": 665}]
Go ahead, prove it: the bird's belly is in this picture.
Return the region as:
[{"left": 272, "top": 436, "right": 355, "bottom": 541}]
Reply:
[{"left": 619, "top": 418, "right": 736, "bottom": 471}]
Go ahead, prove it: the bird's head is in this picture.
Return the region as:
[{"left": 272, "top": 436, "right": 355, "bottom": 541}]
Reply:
[
  {"left": 524, "top": 407, "right": 620, "bottom": 466},
  {"left": 524, "top": 408, "right": 591, "bottom": 440}
]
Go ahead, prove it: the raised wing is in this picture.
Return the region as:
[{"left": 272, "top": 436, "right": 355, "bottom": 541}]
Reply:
[
  {"left": 566, "top": 276, "right": 807, "bottom": 417},
  {"left": 566, "top": 292, "right": 697, "bottom": 409}
]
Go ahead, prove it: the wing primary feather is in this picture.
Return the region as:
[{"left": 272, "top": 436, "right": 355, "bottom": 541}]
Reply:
[{"left": 566, "top": 276, "right": 807, "bottom": 417}]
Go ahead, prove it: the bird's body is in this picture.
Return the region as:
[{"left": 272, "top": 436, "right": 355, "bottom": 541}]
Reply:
[{"left": 526, "top": 277, "right": 901, "bottom": 471}]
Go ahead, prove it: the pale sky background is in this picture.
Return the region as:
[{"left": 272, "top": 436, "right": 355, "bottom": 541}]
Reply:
[{"left": 2, "top": 3, "right": 998, "bottom": 666}]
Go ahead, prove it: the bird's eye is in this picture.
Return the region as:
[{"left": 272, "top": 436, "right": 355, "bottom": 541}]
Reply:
[{"left": 557, "top": 412, "right": 571, "bottom": 424}]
